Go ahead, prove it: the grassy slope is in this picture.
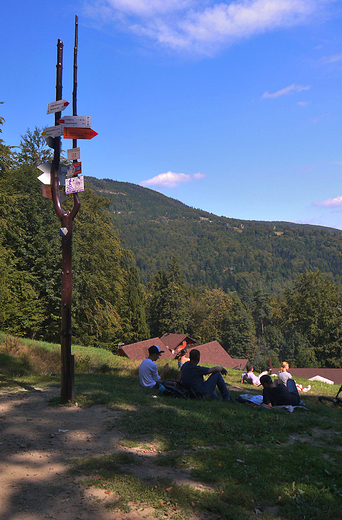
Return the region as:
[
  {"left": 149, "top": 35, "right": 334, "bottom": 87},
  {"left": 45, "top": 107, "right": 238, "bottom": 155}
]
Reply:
[{"left": 1, "top": 335, "right": 342, "bottom": 520}]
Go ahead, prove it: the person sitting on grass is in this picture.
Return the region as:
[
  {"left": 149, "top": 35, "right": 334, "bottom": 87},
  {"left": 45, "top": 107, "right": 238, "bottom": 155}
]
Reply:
[
  {"left": 139, "top": 345, "right": 169, "bottom": 390},
  {"left": 277, "top": 362, "right": 311, "bottom": 392},
  {"left": 260, "top": 374, "right": 300, "bottom": 407},
  {"left": 241, "top": 364, "right": 261, "bottom": 386},
  {"left": 177, "top": 348, "right": 233, "bottom": 401},
  {"left": 176, "top": 348, "right": 190, "bottom": 369}
]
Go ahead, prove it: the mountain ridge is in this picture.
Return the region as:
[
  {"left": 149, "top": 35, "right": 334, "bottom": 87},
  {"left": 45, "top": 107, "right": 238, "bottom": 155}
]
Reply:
[{"left": 86, "top": 176, "right": 342, "bottom": 296}]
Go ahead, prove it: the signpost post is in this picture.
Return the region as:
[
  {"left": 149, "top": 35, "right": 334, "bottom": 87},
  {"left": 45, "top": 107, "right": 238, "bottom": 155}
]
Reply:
[
  {"left": 50, "top": 37, "right": 80, "bottom": 404},
  {"left": 37, "top": 16, "right": 97, "bottom": 404}
]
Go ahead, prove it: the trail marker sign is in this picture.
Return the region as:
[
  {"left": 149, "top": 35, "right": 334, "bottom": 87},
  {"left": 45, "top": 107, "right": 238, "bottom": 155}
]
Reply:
[
  {"left": 67, "top": 147, "right": 81, "bottom": 161},
  {"left": 37, "top": 162, "right": 67, "bottom": 185},
  {"left": 47, "top": 99, "right": 69, "bottom": 114},
  {"left": 42, "top": 125, "right": 64, "bottom": 138},
  {"left": 57, "top": 116, "right": 91, "bottom": 127},
  {"left": 63, "top": 127, "right": 98, "bottom": 140}
]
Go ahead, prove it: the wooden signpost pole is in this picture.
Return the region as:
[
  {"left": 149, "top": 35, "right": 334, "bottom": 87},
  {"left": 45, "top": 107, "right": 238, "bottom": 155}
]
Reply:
[
  {"left": 39, "top": 17, "right": 96, "bottom": 402},
  {"left": 51, "top": 28, "right": 80, "bottom": 404}
]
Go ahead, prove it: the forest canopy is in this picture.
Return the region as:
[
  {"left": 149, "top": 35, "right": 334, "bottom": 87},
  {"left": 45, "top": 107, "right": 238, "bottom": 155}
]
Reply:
[{"left": 1, "top": 121, "right": 342, "bottom": 369}]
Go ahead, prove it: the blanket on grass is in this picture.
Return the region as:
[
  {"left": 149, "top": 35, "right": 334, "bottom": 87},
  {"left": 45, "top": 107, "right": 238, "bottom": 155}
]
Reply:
[{"left": 237, "top": 394, "right": 307, "bottom": 412}]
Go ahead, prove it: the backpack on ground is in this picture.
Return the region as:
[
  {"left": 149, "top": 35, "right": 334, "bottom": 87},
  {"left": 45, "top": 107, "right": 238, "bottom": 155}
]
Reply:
[{"left": 161, "top": 380, "right": 200, "bottom": 399}]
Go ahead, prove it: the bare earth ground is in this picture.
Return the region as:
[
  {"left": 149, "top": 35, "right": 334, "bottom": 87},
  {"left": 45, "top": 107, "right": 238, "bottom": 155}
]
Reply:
[{"left": 0, "top": 386, "right": 221, "bottom": 520}]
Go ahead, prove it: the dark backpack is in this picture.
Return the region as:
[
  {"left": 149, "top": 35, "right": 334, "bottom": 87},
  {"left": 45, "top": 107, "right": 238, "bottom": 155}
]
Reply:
[{"left": 161, "top": 380, "right": 200, "bottom": 400}]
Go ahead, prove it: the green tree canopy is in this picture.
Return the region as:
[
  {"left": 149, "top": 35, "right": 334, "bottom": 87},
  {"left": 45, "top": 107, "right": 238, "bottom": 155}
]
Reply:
[
  {"left": 279, "top": 270, "right": 342, "bottom": 367},
  {"left": 147, "top": 257, "right": 189, "bottom": 336}
]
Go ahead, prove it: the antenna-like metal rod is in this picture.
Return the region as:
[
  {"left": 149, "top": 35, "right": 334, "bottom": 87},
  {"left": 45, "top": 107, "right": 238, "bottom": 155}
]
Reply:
[
  {"left": 72, "top": 15, "right": 78, "bottom": 150},
  {"left": 52, "top": 39, "right": 63, "bottom": 219}
]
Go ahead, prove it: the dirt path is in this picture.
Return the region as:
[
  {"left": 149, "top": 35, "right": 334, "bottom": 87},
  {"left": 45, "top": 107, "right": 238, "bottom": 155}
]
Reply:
[{"left": 0, "top": 387, "right": 215, "bottom": 520}]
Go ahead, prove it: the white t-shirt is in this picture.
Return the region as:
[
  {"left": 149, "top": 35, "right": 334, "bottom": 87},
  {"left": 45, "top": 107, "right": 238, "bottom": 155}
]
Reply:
[
  {"left": 139, "top": 358, "right": 161, "bottom": 388},
  {"left": 277, "top": 371, "right": 292, "bottom": 385},
  {"left": 242, "top": 371, "right": 260, "bottom": 385}
]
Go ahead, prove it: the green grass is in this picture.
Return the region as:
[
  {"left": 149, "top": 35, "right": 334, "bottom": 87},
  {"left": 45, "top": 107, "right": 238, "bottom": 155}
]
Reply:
[{"left": 1, "top": 333, "right": 342, "bottom": 519}]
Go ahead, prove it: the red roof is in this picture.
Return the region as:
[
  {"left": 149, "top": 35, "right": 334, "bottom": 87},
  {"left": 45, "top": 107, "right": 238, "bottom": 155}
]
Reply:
[
  {"left": 192, "top": 341, "right": 247, "bottom": 370},
  {"left": 160, "top": 333, "right": 198, "bottom": 351},
  {"left": 273, "top": 368, "right": 342, "bottom": 385},
  {"left": 118, "top": 337, "right": 173, "bottom": 361},
  {"left": 117, "top": 336, "right": 246, "bottom": 369}
]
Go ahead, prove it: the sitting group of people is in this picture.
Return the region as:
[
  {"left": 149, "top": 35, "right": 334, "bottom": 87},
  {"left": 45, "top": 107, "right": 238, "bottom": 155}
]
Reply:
[
  {"left": 139, "top": 347, "right": 306, "bottom": 407},
  {"left": 139, "top": 345, "right": 233, "bottom": 401},
  {"left": 241, "top": 362, "right": 309, "bottom": 407}
]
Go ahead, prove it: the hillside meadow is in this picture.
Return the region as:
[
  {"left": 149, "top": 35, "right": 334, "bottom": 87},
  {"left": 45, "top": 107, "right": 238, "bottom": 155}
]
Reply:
[{"left": 1, "top": 334, "right": 342, "bottom": 520}]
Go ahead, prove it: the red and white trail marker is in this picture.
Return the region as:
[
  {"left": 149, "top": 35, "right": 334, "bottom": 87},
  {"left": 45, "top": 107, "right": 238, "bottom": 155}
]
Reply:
[
  {"left": 47, "top": 100, "right": 69, "bottom": 114},
  {"left": 57, "top": 116, "right": 91, "bottom": 128},
  {"left": 67, "top": 147, "right": 81, "bottom": 161}
]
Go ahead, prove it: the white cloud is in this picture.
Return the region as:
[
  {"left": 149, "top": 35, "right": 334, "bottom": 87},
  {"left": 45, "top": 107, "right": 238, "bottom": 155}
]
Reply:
[
  {"left": 91, "top": 0, "right": 193, "bottom": 17},
  {"left": 262, "top": 83, "right": 311, "bottom": 99},
  {"left": 310, "top": 112, "right": 329, "bottom": 124},
  {"left": 298, "top": 166, "right": 314, "bottom": 172},
  {"left": 140, "top": 171, "right": 205, "bottom": 188},
  {"left": 297, "top": 100, "right": 310, "bottom": 106},
  {"left": 320, "top": 54, "right": 342, "bottom": 64},
  {"left": 314, "top": 196, "right": 342, "bottom": 208},
  {"left": 83, "top": 0, "right": 330, "bottom": 55}
]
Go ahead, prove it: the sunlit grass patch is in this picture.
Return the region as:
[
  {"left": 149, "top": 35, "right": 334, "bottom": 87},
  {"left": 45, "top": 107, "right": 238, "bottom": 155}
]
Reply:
[{"left": 72, "top": 454, "right": 254, "bottom": 520}]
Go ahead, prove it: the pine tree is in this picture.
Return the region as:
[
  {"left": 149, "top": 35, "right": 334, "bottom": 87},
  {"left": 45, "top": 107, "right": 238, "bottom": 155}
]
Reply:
[{"left": 147, "top": 257, "right": 189, "bottom": 336}]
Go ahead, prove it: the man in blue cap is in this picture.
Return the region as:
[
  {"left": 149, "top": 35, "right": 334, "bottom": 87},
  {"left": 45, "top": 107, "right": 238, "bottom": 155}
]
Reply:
[{"left": 139, "top": 345, "right": 169, "bottom": 389}]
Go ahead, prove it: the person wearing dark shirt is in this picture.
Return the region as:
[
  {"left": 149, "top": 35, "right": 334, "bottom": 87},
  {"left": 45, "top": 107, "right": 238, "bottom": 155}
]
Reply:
[
  {"left": 260, "top": 374, "right": 300, "bottom": 407},
  {"left": 178, "top": 349, "right": 232, "bottom": 401}
]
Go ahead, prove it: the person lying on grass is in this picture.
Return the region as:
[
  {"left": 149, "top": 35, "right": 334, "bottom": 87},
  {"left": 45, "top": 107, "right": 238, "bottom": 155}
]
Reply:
[
  {"left": 177, "top": 348, "right": 233, "bottom": 401},
  {"left": 260, "top": 374, "right": 300, "bottom": 407},
  {"left": 139, "top": 345, "right": 169, "bottom": 389},
  {"left": 241, "top": 364, "right": 261, "bottom": 386}
]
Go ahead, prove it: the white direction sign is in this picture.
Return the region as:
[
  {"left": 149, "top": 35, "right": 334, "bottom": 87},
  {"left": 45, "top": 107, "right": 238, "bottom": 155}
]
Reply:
[
  {"left": 37, "top": 163, "right": 67, "bottom": 185},
  {"left": 42, "top": 125, "right": 63, "bottom": 138},
  {"left": 57, "top": 116, "right": 91, "bottom": 128},
  {"left": 38, "top": 172, "right": 52, "bottom": 185},
  {"left": 47, "top": 100, "right": 69, "bottom": 114},
  {"left": 65, "top": 175, "right": 84, "bottom": 194},
  {"left": 67, "top": 147, "right": 81, "bottom": 161}
]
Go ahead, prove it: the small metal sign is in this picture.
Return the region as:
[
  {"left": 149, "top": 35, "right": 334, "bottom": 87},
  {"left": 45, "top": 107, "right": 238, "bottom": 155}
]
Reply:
[
  {"left": 42, "top": 125, "right": 64, "bottom": 138},
  {"left": 66, "top": 161, "right": 81, "bottom": 178},
  {"left": 41, "top": 185, "right": 66, "bottom": 203},
  {"left": 65, "top": 175, "right": 84, "bottom": 194},
  {"left": 67, "top": 147, "right": 81, "bottom": 161},
  {"left": 57, "top": 116, "right": 91, "bottom": 128},
  {"left": 47, "top": 99, "right": 69, "bottom": 114},
  {"left": 42, "top": 184, "right": 52, "bottom": 199},
  {"left": 73, "top": 162, "right": 82, "bottom": 175}
]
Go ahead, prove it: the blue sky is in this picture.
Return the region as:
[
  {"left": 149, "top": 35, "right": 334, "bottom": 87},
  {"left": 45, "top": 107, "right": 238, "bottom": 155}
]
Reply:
[{"left": 2, "top": 0, "right": 342, "bottom": 229}]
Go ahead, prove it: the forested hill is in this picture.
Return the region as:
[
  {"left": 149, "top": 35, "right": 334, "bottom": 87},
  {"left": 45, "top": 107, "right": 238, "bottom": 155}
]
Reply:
[{"left": 86, "top": 176, "right": 342, "bottom": 296}]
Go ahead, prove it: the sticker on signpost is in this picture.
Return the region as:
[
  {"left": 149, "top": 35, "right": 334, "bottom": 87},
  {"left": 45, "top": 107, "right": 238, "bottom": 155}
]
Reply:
[
  {"left": 65, "top": 175, "right": 84, "bottom": 194},
  {"left": 67, "top": 147, "right": 81, "bottom": 161}
]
